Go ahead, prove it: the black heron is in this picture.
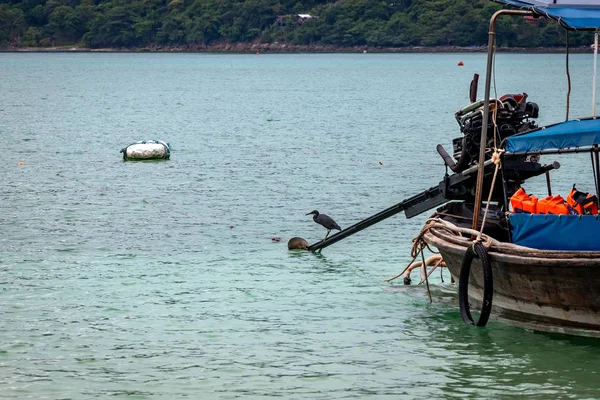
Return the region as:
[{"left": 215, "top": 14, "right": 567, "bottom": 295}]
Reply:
[{"left": 306, "top": 210, "right": 341, "bottom": 241}]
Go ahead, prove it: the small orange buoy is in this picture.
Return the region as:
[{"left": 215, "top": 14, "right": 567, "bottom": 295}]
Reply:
[
  {"left": 18, "top": 161, "right": 24, "bottom": 166},
  {"left": 458, "top": 61, "right": 464, "bottom": 66}
]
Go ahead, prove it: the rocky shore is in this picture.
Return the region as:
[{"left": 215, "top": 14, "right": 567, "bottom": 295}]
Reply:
[{"left": 1, "top": 42, "right": 594, "bottom": 53}]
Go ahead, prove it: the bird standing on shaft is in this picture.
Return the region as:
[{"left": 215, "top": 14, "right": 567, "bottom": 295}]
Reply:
[{"left": 306, "top": 210, "right": 341, "bottom": 241}]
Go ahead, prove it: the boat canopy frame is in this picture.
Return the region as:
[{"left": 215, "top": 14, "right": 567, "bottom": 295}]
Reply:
[
  {"left": 494, "top": 0, "right": 600, "bottom": 31},
  {"left": 503, "top": 118, "right": 600, "bottom": 155},
  {"left": 473, "top": 2, "right": 600, "bottom": 229},
  {"left": 472, "top": 8, "right": 535, "bottom": 229}
]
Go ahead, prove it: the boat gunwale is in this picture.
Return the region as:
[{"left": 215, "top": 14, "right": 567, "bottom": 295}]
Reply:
[{"left": 424, "top": 226, "right": 600, "bottom": 266}]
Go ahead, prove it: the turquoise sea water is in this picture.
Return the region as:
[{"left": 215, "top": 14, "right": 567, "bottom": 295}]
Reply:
[{"left": 2, "top": 52, "right": 600, "bottom": 399}]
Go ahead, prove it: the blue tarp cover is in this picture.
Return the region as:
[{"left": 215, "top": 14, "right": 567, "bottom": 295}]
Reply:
[
  {"left": 497, "top": 0, "right": 600, "bottom": 30},
  {"left": 504, "top": 119, "right": 600, "bottom": 154},
  {"left": 510, "top": 213, "right": 600, "bottom": 250}
]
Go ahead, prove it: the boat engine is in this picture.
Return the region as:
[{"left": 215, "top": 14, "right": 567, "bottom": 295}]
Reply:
[{"left": 438, "top": 93, "right": 539, "bottom": 173}]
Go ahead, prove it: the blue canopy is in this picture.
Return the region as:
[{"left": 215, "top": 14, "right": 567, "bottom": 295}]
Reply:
[
  {"left": 504, "top": 118, "right": 600, "bottom": 154},
  {"left": 497, "top": 0, "right": 600, "bottom": 30}
]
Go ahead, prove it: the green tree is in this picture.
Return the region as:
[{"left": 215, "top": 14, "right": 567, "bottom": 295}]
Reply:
[
  {"left": 0, "top": 5, "right": 26, "bottom": 42},
  {"left": 21, "top": 25, "right": 43, "bottom": 45},
  {"left": 84, "top": 5, "right": 137, "bottom": 47},
  {"left": 48, "top": 5, "right": 81, "bottom": 42},
  {"left": 386, "top": 11, "right": 414, "bottom": 46},
  {"left": 157, "top": 12, "right": 190, "bottom": 43}
]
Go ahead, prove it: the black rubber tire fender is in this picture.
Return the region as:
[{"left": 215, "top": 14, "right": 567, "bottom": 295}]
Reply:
[{"left": 458, "top": 241, "right": 494, "bottom": 327}]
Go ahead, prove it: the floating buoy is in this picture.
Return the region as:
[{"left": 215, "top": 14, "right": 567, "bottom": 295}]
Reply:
[
  {"left": 458, "top": 61, "right": 464, "bottom": 66},
  {"left": 18, "top": 161, "right": 24, "bottom": 166},
  {"left": 120, "top": 140, "right": 170, "bottom": 161},
  {"left": 288, "top": 237, "right": 309, "bottom": 250}
]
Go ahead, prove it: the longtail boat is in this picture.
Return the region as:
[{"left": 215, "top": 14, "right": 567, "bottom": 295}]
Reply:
[
  {"left": 304, "top": 0, "right": 600, "bottom": 337},
  {"left": 422, "top": 0, "right": 600, "bottom": 337}
]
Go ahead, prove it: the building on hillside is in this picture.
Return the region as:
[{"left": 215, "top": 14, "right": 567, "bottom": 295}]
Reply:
[
  {"left": 297, "top": 14, "right": 313, "bottom": 23},
  {"left": 276, "top": 14, "right": 315, "bottom": 26}
]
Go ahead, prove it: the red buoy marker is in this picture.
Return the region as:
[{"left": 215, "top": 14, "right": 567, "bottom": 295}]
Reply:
[{"left": 458, "top": 61, "right": 464, "bottom": 66}]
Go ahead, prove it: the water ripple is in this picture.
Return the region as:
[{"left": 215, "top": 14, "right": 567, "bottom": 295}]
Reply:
[{"left": 1, "top": 53, "right": 600, "bottom": 399}]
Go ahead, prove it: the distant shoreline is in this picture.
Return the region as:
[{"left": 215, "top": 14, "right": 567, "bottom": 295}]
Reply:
[{"left": 1, "top": 43, "right": 595, "bottom": 54}]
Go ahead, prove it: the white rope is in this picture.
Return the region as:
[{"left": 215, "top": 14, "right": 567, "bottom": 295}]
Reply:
[
  {"left": 478, "top": 149, "right": 504, "bottom": 239},
  {"left": 422, "top": 218, "right": 498, "bottom": 248}
]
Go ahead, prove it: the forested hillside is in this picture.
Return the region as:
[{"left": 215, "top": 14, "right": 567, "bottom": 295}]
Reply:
[{"left": 0, "top": 0, "right": 593, "bottom": 49}]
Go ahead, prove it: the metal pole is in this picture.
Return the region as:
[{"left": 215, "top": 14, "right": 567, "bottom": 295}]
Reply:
[
  {"left": 566, "top": 31, "right": 571, "bottom": 121},
  {"left": 472, "top": 9, "right": 534, "bottom": 231},
  {"left": 594, "top": 31, "right": 598, "bottom": 118},
  {"left": 307, "top": 185, "right": 442, "bottom": 252},
  {"left": 595, "top": 146, "right": 600, "bottom": 202}
]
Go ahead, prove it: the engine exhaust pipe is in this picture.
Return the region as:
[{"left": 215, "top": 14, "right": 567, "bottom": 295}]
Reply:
[
  {"left": 437, "top": 143, "right": 471, "bottom": 173},
  {"left": 469, "top": 73, "right": 479, "bottom": 103},
  {"left": 437, "top": 144, "right": 457, "bottom": 170}
]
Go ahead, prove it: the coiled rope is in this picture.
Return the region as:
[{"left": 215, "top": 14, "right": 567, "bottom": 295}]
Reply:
[{"left": 386, "top": 218, "right": 497, "bottom": 307}]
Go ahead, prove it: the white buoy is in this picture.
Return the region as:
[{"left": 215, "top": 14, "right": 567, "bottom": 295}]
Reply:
[{"left": 120, "top": 140, "right": 171, "bottom": 161}]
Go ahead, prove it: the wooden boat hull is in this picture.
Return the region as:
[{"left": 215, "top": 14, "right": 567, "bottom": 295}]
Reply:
[{"left": 424, "top": 227, "right": 600, "bottom": 337}]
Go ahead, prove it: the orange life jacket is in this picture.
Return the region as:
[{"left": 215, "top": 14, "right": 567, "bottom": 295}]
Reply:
[
  {"left": 567, "top": 185, "right": 599, "bottom": 215},
  {"left": 536, "top": 196, "right": 551, "bottom": 214},
  {"left": 510, "top": 188, "right": 537, "bottom": 213},
  {"left": 537, "top": 195, "right": 570, "bottom": 215}
]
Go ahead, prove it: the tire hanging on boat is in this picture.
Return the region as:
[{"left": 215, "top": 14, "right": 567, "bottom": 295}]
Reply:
[{"left": 458, "top": 241, "right": 493, "bottom": 327}]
